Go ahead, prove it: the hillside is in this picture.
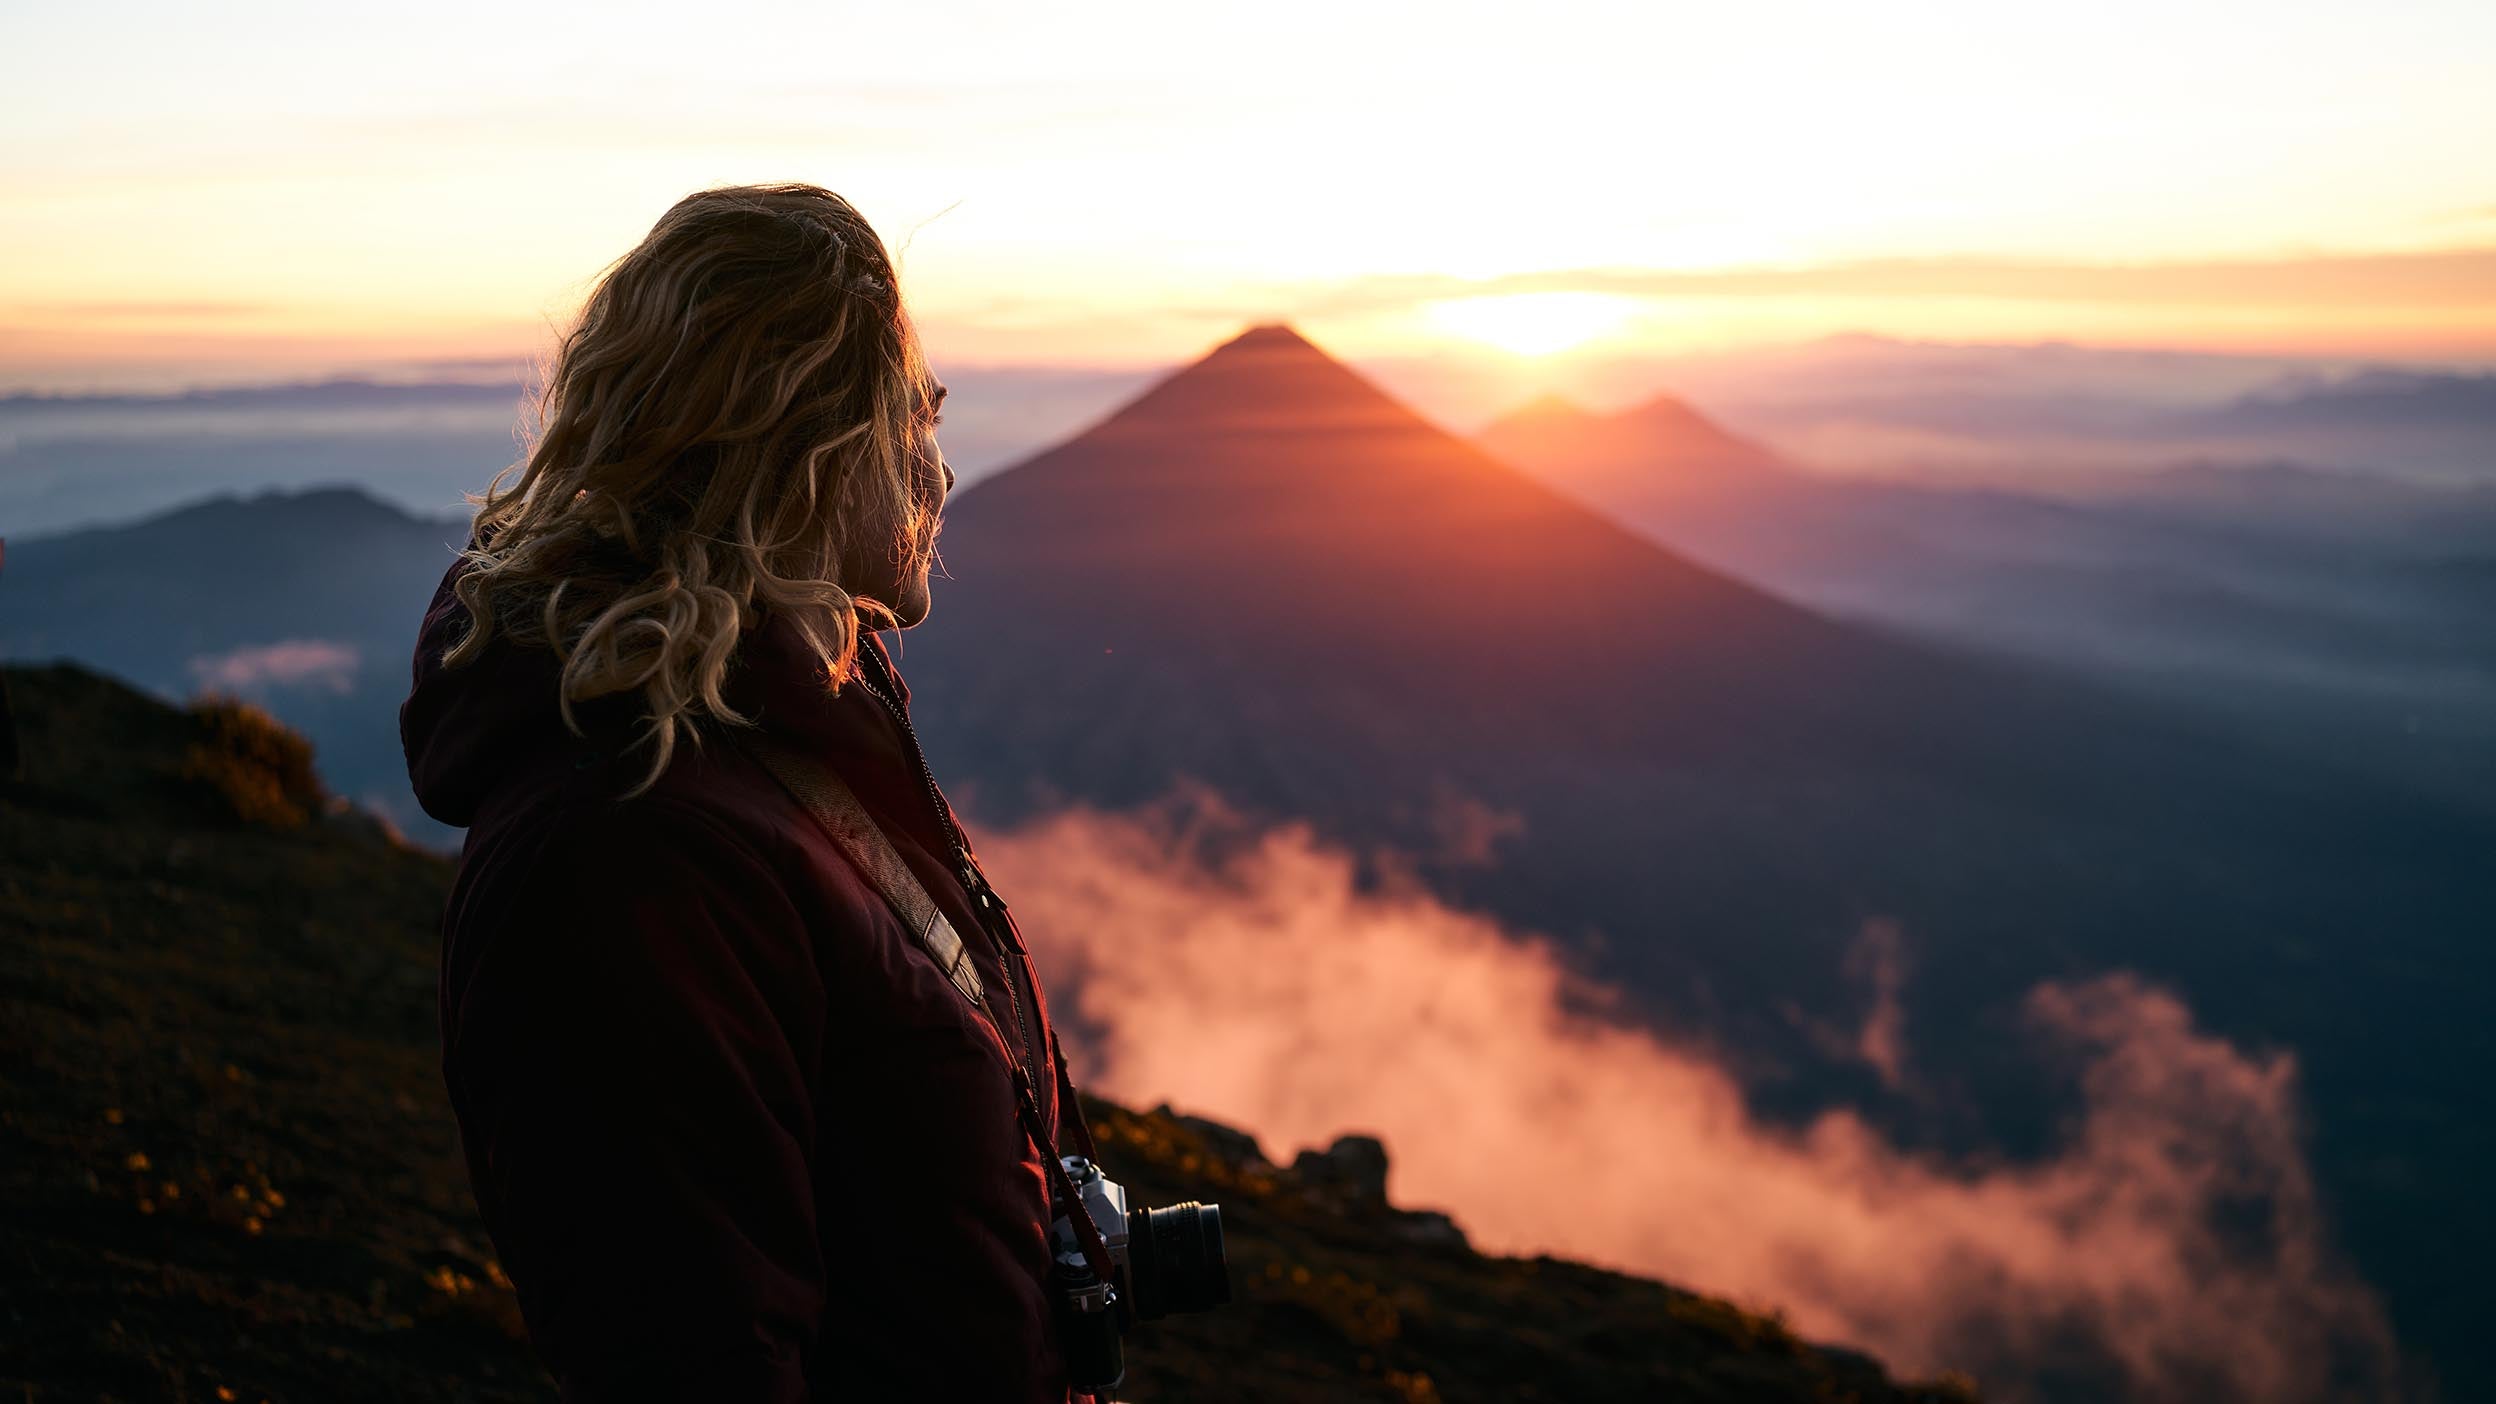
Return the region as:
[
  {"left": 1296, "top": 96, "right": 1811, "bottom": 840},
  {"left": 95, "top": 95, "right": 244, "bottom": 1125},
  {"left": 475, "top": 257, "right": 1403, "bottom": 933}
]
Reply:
[{"left": 0, "top": 661, "right": 1972, "bottom": 1404}]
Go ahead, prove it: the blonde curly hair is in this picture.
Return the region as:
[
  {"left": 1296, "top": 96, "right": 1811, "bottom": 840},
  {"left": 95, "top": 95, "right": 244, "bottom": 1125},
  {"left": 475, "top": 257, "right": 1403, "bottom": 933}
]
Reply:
[{"left": 444, "top": 182, "right": 945, "bottom": 796}]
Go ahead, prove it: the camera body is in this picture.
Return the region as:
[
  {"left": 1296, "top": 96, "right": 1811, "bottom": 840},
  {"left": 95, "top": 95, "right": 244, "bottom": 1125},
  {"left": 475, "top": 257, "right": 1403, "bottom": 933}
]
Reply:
[{"left": 1050, "top": 1155, "right": 1231, "bottom": 1393}]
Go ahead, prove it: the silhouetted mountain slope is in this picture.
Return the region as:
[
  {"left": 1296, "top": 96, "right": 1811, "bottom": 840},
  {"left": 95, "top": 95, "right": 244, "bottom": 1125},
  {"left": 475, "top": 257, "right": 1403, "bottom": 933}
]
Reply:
[
  {"left": 0, "top": 486, "right": 472, "bottom": 836},
  {"left": 0, "top": 662, "right": 1968, "bottom": 1404},
  {"left": 0, "top": 486, "right": 467, "bottom": 668},
  {"left": 899, "top": 325, "right": 2493, "bottom": 1398}
]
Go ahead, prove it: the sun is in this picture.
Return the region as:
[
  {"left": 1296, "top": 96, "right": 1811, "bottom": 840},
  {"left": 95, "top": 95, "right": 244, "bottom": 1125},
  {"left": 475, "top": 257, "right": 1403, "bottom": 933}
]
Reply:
[{"left": 1425, "top": 291, "right": 1639, "bottom": 357}]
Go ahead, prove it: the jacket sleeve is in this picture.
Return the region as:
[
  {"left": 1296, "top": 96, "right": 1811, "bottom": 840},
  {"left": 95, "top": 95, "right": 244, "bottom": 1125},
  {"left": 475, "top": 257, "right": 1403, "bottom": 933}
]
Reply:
[{"left": 447, "top": 798, "right": 828, "bottom": 1402}]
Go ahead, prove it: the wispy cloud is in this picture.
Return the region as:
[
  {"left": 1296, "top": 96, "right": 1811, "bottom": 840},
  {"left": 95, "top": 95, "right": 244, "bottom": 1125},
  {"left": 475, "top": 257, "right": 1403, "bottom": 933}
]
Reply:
[
  {"left": 188, "top": 639, "right": 359, "bottom": 695},
  {"left": 12, "top": 300, "right": 277, "bottom": 320},
  {"left": 987, "top": 793, "right": 2407, "bottom": 1402},
  {"left": 1848, "top": 918, "right": 1911, "bottom": 1090}
]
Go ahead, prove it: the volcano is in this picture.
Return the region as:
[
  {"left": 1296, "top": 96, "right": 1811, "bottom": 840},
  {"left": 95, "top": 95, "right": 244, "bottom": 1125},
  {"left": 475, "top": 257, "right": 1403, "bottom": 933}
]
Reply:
[
  {"left": 902, "top": 324, "right": 2477, "bottom": 1016},
  {"left": 904, "top": 324, "right": 1939, "bottom": 923}
]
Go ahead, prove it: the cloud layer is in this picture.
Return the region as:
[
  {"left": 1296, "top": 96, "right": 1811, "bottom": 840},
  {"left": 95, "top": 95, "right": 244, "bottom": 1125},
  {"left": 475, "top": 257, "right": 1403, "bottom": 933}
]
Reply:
[{"left": 982, "top": 793, "right": 2404, "bottom": 1402}]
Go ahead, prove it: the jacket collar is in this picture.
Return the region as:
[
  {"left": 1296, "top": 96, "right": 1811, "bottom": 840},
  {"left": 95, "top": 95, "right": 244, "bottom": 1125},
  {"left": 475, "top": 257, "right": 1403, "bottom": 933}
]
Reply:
[{"left": 722, "top": 608, "right": 911, "bottom": 749}]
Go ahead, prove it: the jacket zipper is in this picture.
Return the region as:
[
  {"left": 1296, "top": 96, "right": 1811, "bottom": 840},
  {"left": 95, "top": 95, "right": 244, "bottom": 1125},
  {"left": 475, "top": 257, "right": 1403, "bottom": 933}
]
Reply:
[{"left": 847, "top": 641, "right": 1044, "bottom": 1091}]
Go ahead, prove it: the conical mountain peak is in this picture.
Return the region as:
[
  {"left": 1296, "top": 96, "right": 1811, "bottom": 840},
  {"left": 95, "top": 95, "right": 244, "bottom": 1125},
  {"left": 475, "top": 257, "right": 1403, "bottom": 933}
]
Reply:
[
  {"left": 1481, "top": 384, "right": 1796, "bottom": 492},
  {"left": 1620, "top": 393, "right": 1796, "bottom": 475},
  {"left": 1218, "top": 322, "right": 1324, "bottom": 354},
  {"left": 1622, "top": 391, "right": 1730, "bottom": 435},
  {"left": 1080, "top": 322, "right": 1433, "bottom": 442},
  {"left": 946, "top": 313, "right": 1816, "bottom": 651}
]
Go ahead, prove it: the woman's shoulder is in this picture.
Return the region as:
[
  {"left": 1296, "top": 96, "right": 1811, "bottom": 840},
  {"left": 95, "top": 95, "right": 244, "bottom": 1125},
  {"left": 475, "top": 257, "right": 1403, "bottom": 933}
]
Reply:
[
  {"left": 472, "top": 734, "right": 886, "bottom": 938},
  {"left": 436, "top": 781, "right": 842, "bottom": 1125},
  {"left": 443, "top": 725, "right": 904, "bottom": 996},
  {"left": 455, "top": 786, "right": 803, "bottom": 962},
  {"left": 444, "top": 781, "right": 837, "bottom": 1020},
  {"left": 537, "top": 785, "right": 779, "bottom": 882}
]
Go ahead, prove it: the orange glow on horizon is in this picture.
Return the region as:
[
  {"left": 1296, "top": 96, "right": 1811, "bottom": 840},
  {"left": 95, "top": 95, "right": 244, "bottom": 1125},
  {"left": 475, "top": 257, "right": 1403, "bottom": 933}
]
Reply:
[
  {"left": 4, "top": 2, "right": 2493, "bottom": 389},
  {"left": 1424, "top": 293, "right": 1640, "bottom": 358}
]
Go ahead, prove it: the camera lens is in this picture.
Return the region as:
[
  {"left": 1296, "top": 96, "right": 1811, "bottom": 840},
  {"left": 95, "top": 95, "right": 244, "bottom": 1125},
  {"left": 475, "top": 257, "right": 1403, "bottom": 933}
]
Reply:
[{"left": 1126, "top": 1200, "right": 1230, "bottom": 1321}]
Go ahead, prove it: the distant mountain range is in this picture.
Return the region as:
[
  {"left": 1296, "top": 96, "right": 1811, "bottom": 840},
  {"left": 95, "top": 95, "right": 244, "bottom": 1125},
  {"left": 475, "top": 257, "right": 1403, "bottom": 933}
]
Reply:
[
  {"left": 10, "top": 334, "right": 2489, "bottom": 539},
  {"left": 1478, "top": 389, "right": 2496, "bottom": 811},
  {"left": 1522, "top": 334, "right": 2496, "bottom": 485},
  {"left": 0, "top": 375, "right": 527, "bottom": 414},
  {"left": 0, "top": 365, "right": 1154, "bottom": 536},
  {"left": 2198, "top": 366, "right": 2496, "bottom": 434}
]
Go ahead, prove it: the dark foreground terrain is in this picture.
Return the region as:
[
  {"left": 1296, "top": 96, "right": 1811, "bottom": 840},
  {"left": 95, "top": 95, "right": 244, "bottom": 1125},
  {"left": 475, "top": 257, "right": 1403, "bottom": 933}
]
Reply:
[{"left": 0, "top": 662, "right": 1972, "bottom": 1403}]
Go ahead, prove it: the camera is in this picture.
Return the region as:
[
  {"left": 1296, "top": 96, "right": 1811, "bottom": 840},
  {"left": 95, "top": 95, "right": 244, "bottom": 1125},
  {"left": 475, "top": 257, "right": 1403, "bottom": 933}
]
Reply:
[{"left": 1050, "top": 1155, "right": 1231, "bottom": 1393}]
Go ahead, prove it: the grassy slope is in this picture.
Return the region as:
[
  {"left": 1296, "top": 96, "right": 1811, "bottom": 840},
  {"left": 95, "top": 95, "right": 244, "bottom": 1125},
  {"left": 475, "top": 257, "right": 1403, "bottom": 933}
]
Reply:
[{"left": 0, "top": 662, "right": 1973, "bottom": 1404}]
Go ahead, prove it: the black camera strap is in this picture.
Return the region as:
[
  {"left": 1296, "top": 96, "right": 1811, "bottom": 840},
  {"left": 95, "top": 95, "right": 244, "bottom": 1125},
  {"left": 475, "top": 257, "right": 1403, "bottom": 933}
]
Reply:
[
  {"left": 738, "top": 732, "right": 1121, "bottom": 1289},
  {"left": 1049, "top": 1023, "right": 1100, "bottom": 1162}
]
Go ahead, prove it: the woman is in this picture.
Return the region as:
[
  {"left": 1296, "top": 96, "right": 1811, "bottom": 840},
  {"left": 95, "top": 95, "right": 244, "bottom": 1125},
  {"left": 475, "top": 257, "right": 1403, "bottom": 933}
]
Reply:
[{"left": 400, "top": 183, "right": 1090, "bottom": 1402}]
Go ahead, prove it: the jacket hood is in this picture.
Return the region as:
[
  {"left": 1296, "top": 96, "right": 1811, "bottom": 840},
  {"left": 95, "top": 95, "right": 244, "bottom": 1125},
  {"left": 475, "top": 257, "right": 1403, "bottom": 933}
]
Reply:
[{"left": 399, "top": 558, "right": 914, "bottom": 830}]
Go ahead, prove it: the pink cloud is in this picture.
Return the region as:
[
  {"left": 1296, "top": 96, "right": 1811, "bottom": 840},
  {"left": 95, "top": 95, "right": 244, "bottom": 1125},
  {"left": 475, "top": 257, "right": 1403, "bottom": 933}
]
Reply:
[
  {"left": 1411, "top": 785, "right": 1526, "bottom": 868},
  {"left": 982, "top": 793, "right": 2405, "bottom": 1403},
  {"left": 1850, "top": 916, "right": 1910, "bottom": 1090},
  {"left": 187, "top": 638, "right": 360, "bottom": 695}
]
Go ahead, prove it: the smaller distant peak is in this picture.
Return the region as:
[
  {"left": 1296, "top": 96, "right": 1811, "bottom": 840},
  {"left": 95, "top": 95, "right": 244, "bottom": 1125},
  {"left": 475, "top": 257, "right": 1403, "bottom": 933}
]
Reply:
[
  {"left": 1623, "top": 390, "right": 1745, "bottom": 440},
  {"left": 1627, "top": 389, "right": 1707, "bottom": 419},
  {"left": 1508, "top": 392, "right": 1591, "bottom": 421},
  {"left": 1480, "top": 392, "right": 1595, "bottom": 442}
]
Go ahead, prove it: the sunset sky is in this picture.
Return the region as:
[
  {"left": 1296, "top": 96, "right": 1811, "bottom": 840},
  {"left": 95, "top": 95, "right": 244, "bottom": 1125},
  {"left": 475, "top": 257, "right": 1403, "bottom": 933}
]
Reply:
[{"left": 5, "top": 0, "right": 2495, "bottom": 392}]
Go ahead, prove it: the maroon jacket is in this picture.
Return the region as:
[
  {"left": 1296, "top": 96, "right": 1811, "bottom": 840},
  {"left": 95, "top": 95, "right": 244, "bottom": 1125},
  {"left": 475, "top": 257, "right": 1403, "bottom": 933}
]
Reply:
[{"left": 401, "top": 559, "right": 1079, "bottom": 1402}]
